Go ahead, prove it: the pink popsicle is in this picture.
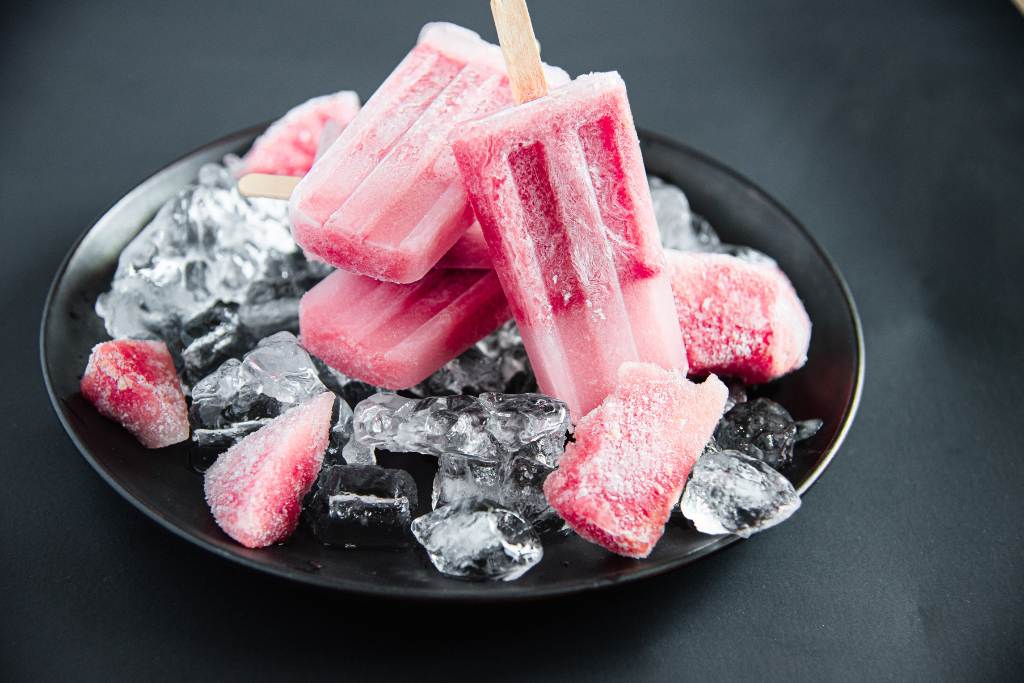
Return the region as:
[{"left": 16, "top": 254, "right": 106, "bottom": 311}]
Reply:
[
  {"left": 544, "top": 362, "right": 727, "bottom": 558},
  {"left": 242, "top": 91, "right": 360, "bottom": 177},
  {"left": 451, "top": 72, "right": 687, "bottom": 419},
  {"left": 80, "top": 339, "right": 189, "bottom": 449},
  {"left": 666, "top": 250, "right": 811, "bottom": 384},
  {"left": 299, "top": 267, "right": 511, "bottom": 389},
  {"left": 204, "top": 392, "right": 334, "bottom": 548},
  {"left": 289, "top": 22, "right": 567, "bottom": 284}
]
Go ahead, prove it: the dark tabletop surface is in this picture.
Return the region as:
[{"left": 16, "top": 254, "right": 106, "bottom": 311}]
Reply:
[{"left": 3, "top": 1, "right": 1023, "bottom": 680}]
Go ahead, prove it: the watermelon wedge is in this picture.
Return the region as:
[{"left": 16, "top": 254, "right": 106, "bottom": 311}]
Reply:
[
  {"left": 204, "top": 392, "right": 334, "bottom": 548},
  {"left": 544, "top": 363, "right": 727, "bottom": 558},
  {"left": 242, "top": 91, "right": 360, "bottom": 177},
  {"left": 666, "top": 250, "right": 811, "bottom": 384},
  {"left": 80, "top": 339, "right": 189, "bottom": 449}
]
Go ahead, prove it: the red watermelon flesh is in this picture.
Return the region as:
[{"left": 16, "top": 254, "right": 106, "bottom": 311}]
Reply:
[
  {"left": 544, "top": 362, "right": 727, "bottom": 558},
  {"left": 242, "top": 91, "right": 360, "bottom": 177},
  {"left": 204, "top": 391, "right": 334, "bottom": 548},
  {"left": 666, "top": 250, "right": 811, "bottom": 384},
  {"left": 80, "top": 339, "right": 189, "bottom": 449}
]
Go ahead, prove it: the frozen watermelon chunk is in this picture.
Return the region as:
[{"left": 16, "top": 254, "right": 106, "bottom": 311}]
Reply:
[
  {"left": 666, "top": 250, "right": 811, "bottom": 384},
  {"left": 80, "top": 339, "right": 189, "bottom": 449},
  {"left": 544, "top": 362, "right": 727, "bottom": 558},
  {"left": 204, "top": 392, "right": 334, "bottom": 548},
  {"left": 242, "top": 91, "right": 361, "bottom": 177}
]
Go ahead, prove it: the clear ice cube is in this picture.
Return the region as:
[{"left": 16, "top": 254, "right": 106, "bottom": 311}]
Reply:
[
  {"left": 649, "top": 176, "right": 778, "bottom": 266},
  {"left": 432, "top": 453, "right": 502, "bottom": 508},
  {"left": 411, "top": 498, "right": 543, "bottom": 581},
  {"left": 681, "top": 448, "right": 801, "bottom": 537},
  {"left": 346, "top": 393, "right": 498, "bottom": 461},
  {"left": 96, "top": 162, "right": 330, "bottom": 381},
  {"left": 189, "top": 331, "right": 327, "bottom": 444},
  {"left": 715, "top": 397, "right": 800, "bottom": 469},
  {"left": 498, "top": 454, "right": 561, "bottom": 531},
  {"left": 649, "top": 176, "right": 721, "bottom": 251},
  {"left": 431, "top": 451, "right": 561, "bottom": 532},
  {"left": 479, "top": 392, "right": 571, "bottom": 468},
  {"left": 304, "top": 464, "right": 418, "bottom": 548},
  {"left": 345, "top": 392, "right": 570, "bottom": 467},
  {"left": 324, "top": 399, "right": 355, "bottom": 464},
  {"left": 413, "top": 321, "right": 535, "bottom": 396},
  {"left": 795, "top": 418, "right": 824, "bottom": 442}
]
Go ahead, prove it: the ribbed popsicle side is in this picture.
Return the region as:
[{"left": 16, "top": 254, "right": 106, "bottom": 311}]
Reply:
[
  {"left": 289, "top": 22, "right": 568, "bottom": 284},
  {"left": 451, "top": 72, "right": 686, "bottom": 418},
  {"left": 298, "top": 268, "right": 511, "bottom": 389}
]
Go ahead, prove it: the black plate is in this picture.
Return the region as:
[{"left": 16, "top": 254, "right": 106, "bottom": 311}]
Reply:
[{"left": 41, "top": 125, "right": 863, "bottom": 601}]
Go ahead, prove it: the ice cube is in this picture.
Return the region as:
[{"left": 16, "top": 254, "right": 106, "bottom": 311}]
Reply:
[
  {"left": 681, "top": 448, "right": 801, "bottom": 537},
  {"left": 179, "top": 304, "right": 254, "bottom": 385},
  {"left": 345, "top": 391, "right": 570, "bottom": 467},
  {"left": 324, "top": 399, "right": 355, "bottom": 464},
  {"left": 189, "top": 331, "right": 327, "bottom": 445},
  {"left": 413, "top": 321, "right": 535, "bottom": 396},
  {"left": 479, "top": 393, "right": 571, "bottom": 467},
  {"left": 715, "top": 397, "right": 800, "bottom": 469},
  {"left": 795, "top": 418, "right": 824, "bottom": 442},
  {"left": 96, "top": 162, "right": 330, "bottom": 377},
  {"left": 346, "top": 393, "right": 497, "bottom": 461},
  {"left": 411, "top": 498, "right": 543, "bottom": 581},
  {"left": 649, "top": 176, "right": 721, "bottom": 251},
  {"left": 498, "top": 454, "right": 560, "bottom": 531},
  {"left": 304, "top": 464, "right": 418, "bottom": 548},
  {"left": 431, "top": 451, "right": 561, "bottom": 532},
  {"left": 432, "top": 453, "right": 502, "bottom": 508}
]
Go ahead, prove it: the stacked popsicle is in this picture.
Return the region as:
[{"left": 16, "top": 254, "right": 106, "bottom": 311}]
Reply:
[{"left": 291, "top": 22, "right": 566, "bottom": 390}]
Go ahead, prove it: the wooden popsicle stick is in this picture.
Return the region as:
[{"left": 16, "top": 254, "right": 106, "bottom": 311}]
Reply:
[
  {"left": 237, "top": 173, "right": 301, "bottom": 200},
  {"left": 490, "top": 0, "right": 548, "bottom": 104}
]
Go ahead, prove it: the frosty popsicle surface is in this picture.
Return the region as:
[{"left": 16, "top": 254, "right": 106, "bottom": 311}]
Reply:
[
  {"left": 299, "top": 267, "right": 511, "bottom": 389},
  {"left": 289, "top": 22, "right": 567, "bottom": 284},
  {"left": 451, "top": 72, "right": 686, "bottom": 419}
]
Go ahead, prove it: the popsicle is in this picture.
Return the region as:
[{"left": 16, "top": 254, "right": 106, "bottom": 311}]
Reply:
[
  {"left": 544, "top": 362, "right": 727, "bottom": 558},
  {"left": 450, "top": 3, "right": 685, "bottom": 419},
  {"left": 299, "top": 267, "right": 511, "bottom": 389},
  {"left": 666, "top": 250, "right": 811, "bottom": 383},
  {"left": 289, "top": 22, "right": 568, "bottom": 284}
]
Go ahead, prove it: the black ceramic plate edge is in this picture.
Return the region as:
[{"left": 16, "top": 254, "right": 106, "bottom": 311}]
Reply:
[{"left": 40, "top": 125, "right": 864, "bottom": 602}]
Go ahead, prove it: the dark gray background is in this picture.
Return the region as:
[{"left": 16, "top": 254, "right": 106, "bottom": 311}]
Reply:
[{"left": 3, "top": 0, "right": 1022, "bottom": 680}]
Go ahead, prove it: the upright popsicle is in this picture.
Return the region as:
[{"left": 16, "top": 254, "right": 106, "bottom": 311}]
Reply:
[
  {"left": 289, "top": 22, "right": 568, "bottom": 284},
  {"left": 450, "top": 1, "right": 686, "bottom": 419}
]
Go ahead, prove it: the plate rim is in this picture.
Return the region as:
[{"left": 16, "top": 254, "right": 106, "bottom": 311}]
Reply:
[{"left": 40, "top": 124, "right": 865, "bottom": 602}]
